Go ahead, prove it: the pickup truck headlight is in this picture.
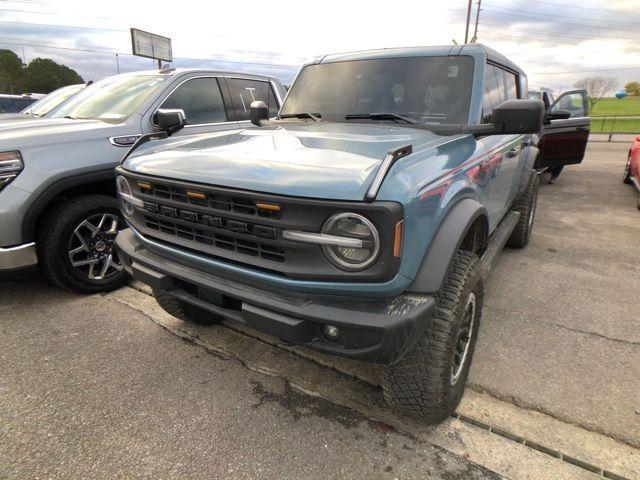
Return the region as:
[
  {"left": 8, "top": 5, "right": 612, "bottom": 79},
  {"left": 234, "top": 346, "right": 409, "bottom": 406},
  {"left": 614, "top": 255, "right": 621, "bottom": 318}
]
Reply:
[
  {"left": 116, "top": 175, "right": 143, "bottom": 217},
  {"left": 0, "top": 151, "right": 24, "bottom": 192},
  {"left": 321, "top": 212, "right": 380, "bottom": 270}
]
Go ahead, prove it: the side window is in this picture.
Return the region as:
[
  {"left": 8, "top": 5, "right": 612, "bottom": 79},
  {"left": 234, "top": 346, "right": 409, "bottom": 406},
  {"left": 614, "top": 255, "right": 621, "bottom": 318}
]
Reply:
[
  {"left": 552, "top": 92, "right": 586, "bottom": 118},
  {"left": 226, "top": 79, "right": 279, "bottom": 121},
  {"left": 481, "top": 64, "right": 518, "bottom": 122},
  {"left": 159, "top": 77, "right": 227, "bottom": 125}
]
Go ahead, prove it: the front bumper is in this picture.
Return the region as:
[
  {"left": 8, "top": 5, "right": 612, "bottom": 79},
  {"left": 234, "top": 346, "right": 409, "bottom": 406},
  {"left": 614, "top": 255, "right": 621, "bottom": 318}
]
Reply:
[
  {"left": 116, "top": 228, "right": 435, "bottom": 364},
  {"left": 0, "top": 242, "right": 38, "bottom": 270}
]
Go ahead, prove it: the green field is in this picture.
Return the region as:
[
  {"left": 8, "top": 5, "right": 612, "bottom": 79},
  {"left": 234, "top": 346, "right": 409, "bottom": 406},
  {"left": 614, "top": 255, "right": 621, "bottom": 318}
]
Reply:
[
  {"left": 590, "top": 96, "right": 640, "bottom": 116},
  {"left": 590, "top": 118, "right": 640, "bottom": 134}
]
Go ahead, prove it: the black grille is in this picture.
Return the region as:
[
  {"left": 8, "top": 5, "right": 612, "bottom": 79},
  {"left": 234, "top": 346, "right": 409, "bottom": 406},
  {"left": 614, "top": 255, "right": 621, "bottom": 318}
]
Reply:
[
  {"left": 144, "top": 216, "right": 286, "bottom": 263},
  {"left": 143, "top": 183, "right": 281, "bottom": 219}
]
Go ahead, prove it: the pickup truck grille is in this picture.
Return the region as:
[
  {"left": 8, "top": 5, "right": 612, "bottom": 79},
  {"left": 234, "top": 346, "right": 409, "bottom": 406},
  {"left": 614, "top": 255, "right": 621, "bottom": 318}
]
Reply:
[
  {"left": 117, "top": 168, "right": 403, "bottom": 282},
  {"left": 144, "top": 183, "right": 281, "bottom": 219},
  {"left": 144, "top": 215, "right": 286, "bottom": 263}
]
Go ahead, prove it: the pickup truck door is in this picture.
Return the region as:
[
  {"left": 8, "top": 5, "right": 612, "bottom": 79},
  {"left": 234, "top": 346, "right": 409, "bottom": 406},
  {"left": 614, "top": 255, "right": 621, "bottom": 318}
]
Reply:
[{"left": 537, "top": 89, "right": 590, "bottom": 169}]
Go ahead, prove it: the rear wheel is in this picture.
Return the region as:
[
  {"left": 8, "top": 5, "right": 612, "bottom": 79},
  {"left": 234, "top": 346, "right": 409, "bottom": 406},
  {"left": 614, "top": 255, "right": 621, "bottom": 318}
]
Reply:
[
  {"left": 154, "top": 289, "right": 222, "bottom": 325},
  {"left": 507, "top": 169, "right": 539, "bottom": 248},
  {"left": 382, "top": 251, "right": 483, "bottom": 424},
  {"left": 623, "top": 153, "right": 632, "bottom": 185},
  {"left": 38, "top": 195, "right": 129, "bottom": 293}
]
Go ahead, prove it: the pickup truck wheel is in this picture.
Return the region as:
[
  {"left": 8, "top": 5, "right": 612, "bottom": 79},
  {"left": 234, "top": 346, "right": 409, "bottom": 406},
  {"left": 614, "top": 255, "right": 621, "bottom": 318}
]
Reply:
[
  {"left": 506, "top": 169, "right": 539, "bottom": 248},
  {"left": 623, "top": 154, "right": 632, "bottom": 184},
  {"left": 153, "top": 289, "right": 223, "bottom": 325},
  {"left": 38, "top": 195, "right": 129, "bottom": 293},
  {"left": 382, "top": 250, "right": 483, "bottom": 424}
]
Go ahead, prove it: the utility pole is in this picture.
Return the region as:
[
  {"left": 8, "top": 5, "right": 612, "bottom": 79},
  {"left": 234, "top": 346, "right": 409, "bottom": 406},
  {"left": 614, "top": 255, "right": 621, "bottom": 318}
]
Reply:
[
  {"left": 115, "top": 53, "right": 120, "bottom": 74},
  {"left": 464, "top": 0, "right": 473, "bottom": 44},
  {"left": 471, "top": 0, "right": 482, "bottom": 43}
]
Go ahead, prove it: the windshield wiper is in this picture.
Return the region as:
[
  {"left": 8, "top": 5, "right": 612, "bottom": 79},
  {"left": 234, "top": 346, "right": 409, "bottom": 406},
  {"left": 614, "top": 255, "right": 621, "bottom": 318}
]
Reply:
[
  {"left": 279, "top": 112, "right": 322, "bottom": 123},
  {"left": 345, "top": 113, "right": 417, "bottom": 125}
]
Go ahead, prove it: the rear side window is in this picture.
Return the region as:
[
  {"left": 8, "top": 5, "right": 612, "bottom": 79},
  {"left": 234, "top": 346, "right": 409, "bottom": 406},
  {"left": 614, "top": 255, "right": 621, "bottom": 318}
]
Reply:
[
  {"left": 481, "top": 64, "right": 519, "bottom": 123},
  {"left": 159, "top": 77, "right": 227, "bottom": 125},
  {"left": 226, "top": 78, "right": 279, "bottom": 121}
]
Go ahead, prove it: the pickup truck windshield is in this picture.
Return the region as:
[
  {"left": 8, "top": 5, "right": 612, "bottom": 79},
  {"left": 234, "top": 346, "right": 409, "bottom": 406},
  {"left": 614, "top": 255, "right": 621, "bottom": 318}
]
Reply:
[
  {"left": 281, "top": 56, "right": 474, "bottom": 125},
  {"left": 51, "top": 75, "right": 167, "bottom": 123},
  {"left": 23, "top": 84, "right": 84, "bottom": 117}
]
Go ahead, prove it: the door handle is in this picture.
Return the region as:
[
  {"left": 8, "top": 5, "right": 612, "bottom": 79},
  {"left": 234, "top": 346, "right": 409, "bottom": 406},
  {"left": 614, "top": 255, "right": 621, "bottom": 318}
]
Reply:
[
  {"left": 576, "top": 126, "right": 589, "bottom": 131},
  {"left": 505, "top": 149, "right": 518, "bottom": 158}
]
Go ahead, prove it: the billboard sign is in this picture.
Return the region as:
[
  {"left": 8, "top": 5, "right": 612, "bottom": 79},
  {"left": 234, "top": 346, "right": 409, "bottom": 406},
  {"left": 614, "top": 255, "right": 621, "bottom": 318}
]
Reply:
[{"left": 130, "top": 28, "right": 173, "bottom": 62}]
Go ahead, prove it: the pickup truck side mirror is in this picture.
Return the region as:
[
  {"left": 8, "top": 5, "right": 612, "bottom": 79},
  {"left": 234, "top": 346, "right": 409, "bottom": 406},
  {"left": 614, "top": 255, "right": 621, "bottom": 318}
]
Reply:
[
  {"left": 156, "top": 108, "right": 186, "bottom": 135},
  {"left": 491, "top": 99, "right": 544, "bottom": 134},
  {"left": 250, "top": 101, "right": 269, "bottom": 126},
  {"left": 544, "top": 109, "right": 571, "bottom": 124}
]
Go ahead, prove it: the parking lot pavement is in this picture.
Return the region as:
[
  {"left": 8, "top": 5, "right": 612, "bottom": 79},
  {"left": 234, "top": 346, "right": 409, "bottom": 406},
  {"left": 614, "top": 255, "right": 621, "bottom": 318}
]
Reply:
[
  {"left": 471, "top": 141, "right": 640, "bottom": 448},
  {"left": 0, "top": 281, "right": 497, "bottom": 480}
]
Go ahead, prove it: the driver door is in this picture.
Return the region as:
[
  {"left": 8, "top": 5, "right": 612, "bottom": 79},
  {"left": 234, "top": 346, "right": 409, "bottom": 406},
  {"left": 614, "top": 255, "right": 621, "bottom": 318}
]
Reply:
[{"left": 537, "top": 89, "right": 590, "bottom": 169}]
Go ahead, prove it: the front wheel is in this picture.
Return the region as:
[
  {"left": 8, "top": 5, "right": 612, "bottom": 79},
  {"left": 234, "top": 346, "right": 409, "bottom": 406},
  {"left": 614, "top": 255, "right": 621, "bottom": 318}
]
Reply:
[
  {"left": 382, "top": 250, "right": 483, "bottom": 424},
  {"left": 38, "top": 194, "right": 129, "bottom": 293},
  {"left": 624, "top": 153, "right": 633, "bottom": 185}
]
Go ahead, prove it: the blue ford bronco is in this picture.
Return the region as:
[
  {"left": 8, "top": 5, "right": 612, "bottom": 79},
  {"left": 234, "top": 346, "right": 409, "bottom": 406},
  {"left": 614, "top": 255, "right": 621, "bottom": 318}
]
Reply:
[{"left": 114, "top": 44, "right": 584, "bottom": 422}]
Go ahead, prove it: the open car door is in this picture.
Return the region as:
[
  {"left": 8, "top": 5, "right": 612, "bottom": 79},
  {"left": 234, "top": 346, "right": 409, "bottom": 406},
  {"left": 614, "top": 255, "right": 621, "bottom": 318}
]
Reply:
[{"left": 537, "top": 89, "right": 590, "bottom": 169}]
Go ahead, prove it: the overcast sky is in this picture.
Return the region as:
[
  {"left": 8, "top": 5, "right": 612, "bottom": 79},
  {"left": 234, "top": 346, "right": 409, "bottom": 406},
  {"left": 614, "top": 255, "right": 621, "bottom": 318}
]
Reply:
[{"left": 1, "top": 0, "right": 639, "bottom": 94}]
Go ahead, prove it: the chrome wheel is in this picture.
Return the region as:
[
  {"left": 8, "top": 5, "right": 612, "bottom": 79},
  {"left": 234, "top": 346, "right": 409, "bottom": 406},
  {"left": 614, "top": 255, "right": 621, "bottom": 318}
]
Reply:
[
  {"left": 450, "top": 292, "right": 477, "bottom": 385},
  {"left": 67, "top": 213, "right": 123, "bottom": 280}
]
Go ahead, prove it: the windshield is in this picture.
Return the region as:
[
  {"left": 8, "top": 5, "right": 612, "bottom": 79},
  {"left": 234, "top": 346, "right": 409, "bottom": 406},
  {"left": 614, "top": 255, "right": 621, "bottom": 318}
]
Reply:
[
  {"left": 51, "top": 74, "right": 167, "bottom": 123},
  {"left": 281, "top": 56, "right": 475, "bottom": 125},
  {"left": 23, "top": 84, "right": 84, "bottom": 117}
]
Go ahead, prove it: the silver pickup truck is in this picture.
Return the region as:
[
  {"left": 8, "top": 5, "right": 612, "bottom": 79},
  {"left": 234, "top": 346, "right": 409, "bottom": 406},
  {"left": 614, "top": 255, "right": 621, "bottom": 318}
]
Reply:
[{"left": 0, "top": 67, "right": 285, "bottom": 292}]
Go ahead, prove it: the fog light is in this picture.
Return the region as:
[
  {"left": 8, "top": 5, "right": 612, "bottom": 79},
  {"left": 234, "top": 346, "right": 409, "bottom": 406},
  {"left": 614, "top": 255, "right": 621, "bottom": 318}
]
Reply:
[{"left": 322, "top": 324, "right": 340, "bottom": 341}]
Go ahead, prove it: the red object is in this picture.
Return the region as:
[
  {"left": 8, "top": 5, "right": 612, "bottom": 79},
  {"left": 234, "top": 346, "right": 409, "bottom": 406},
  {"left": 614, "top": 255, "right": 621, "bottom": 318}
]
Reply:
[{"left": 624, "top": 134, "right": 640, "bottom": 209}]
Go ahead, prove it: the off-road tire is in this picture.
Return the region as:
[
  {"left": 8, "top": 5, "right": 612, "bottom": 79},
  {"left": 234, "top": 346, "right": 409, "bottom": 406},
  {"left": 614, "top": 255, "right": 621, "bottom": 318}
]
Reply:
[
  {"left": 382, "top": 251, "right": 483, "bottom": 424},
  {"left": 154, "top": 289, "right": 223, "bottom": 325},
  {"left": 623, "top": 153, "right": 632, "bottom": 185},
  {"left": 506, "top": 169, "right": 539, "bottom": 248},
  {"left": 38, "top": 194, "right": 129, "bottom": 293}
]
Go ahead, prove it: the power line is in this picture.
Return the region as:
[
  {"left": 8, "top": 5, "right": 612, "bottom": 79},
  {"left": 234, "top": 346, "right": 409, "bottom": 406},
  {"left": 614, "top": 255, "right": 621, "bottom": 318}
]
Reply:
[
  {"left": 508, "top": 0, "right": 640, "bottom": 15},
  {"left": 482, "top": 4, "right": 640, "bottom": 30},
  {"left": 0, "top": 37, "right": 302, "bottom": 69},
  {"left": 479, "top": 19, "right": 636, "bottom": 41},
  {"left": 482, "top": 8, "right": 639, "bottom": 34},
  {"left": 0, "top": 18, "right": 127, "bottom": 32}
]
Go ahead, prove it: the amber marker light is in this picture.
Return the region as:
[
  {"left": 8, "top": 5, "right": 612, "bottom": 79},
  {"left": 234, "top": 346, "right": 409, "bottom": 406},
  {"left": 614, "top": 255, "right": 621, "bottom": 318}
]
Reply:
[
  {"left": 256, "top": 202, "right": 281, "bottom": 212},
  {"left": 137, "top": 181, "right": 152, "bottom": 190},
  {"left": 393, "top": 220, "right": 404, "bottom": 258},
  {"left": 187, "top": 191, "right": 207, "bottom": 200}
]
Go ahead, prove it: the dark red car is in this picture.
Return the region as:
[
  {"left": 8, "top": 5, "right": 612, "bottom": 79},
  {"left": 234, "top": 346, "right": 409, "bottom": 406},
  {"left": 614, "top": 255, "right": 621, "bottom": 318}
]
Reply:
[{"left": 624, "top": 135, "right": 640, "bottom": 209}]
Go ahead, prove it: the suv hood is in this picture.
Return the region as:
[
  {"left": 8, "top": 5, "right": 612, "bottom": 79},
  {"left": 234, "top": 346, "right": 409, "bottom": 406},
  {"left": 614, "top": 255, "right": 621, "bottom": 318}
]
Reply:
[
  {"left": 124, "top": 123, "right": 458, "bottom": 201},
  {"left": 0, "top": 117, "right": 131, "bottom": 147}
]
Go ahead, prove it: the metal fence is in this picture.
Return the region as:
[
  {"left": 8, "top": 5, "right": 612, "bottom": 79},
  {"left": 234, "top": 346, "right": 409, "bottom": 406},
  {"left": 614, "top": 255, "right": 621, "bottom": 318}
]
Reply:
[{"left": 590, "top": 115, "right": 640, "bottom": 134}]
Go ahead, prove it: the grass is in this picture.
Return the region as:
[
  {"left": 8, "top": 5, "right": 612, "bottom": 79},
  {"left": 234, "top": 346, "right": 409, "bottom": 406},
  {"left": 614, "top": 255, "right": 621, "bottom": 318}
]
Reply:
[
  {"left": 590, "top": 118, "right": 640, "bottom": 134},
  {"left": 590, "top": 96, "right": 640, "bottom": 116}
]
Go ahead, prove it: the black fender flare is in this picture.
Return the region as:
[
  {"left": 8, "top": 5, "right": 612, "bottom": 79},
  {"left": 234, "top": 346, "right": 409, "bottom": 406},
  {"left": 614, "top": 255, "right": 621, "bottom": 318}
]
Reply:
[
  {"left": 21, "top": 167, "right": 117, "bottom": 242},
  {"left": 407, "top": 198, "right": 488, "bottom": 294}
]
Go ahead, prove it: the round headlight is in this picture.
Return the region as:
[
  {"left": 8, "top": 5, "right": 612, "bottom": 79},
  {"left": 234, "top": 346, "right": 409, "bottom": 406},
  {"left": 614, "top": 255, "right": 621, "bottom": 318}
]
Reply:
[
  {"left": 116, "top": 175, "right": 134, "bottom": 217},
  {"left": 321, "top": 212, "right": 380, "bottom": 270}
]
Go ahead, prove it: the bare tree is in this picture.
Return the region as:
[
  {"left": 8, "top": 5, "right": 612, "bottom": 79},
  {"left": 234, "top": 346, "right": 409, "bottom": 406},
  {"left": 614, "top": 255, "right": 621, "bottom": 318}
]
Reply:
[{"left": 574, "top": 76, "right": 617, "bottom": 110}]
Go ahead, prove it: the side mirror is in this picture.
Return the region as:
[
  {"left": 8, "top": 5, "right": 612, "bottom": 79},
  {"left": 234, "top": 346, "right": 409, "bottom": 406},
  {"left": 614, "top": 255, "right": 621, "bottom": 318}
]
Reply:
[
  {"left": 545, "top": 109, "right": 571, "bottom": 123},
  {"left": 156, "top": 108, "right": 186, "bottom": 135},
  {"left": 250, "top": 100, "right": 269, "bottom": 126},
  {"left": 636, "top": 134, "right": 640, "bottom": 142},
  {"left": 491, "top": 99, "right": 544, "bottom": 134}
]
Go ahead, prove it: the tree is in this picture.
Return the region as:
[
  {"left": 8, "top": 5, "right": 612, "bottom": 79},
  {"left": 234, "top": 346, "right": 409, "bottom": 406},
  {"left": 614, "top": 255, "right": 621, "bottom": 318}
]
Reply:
[
  {"left": 625, "top": 81, "right": 640, "bottom": 96},
  {"left": 24, "top": 58, "right": 83, "bottom": 94},
  {"left": 574, "top": 76, "right": 617, "bottom": 110},
  {"left": 0, "top": 49, "right": 26, "bottom": 94}
]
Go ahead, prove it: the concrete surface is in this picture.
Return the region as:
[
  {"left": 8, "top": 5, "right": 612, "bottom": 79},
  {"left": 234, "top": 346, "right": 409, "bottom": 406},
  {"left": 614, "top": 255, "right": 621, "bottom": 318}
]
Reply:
[
  {"left": 1, "top": 141, "right": 639, "bottom": 479},
  {"left": 109, "top": 285, "right": 638, "bottom": 480},
  {"left": 472, "top": 141, "right": 640, "bottom": 448},
  {"left": 0, "top": 282, "right": 497, "bottom": 480}
]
